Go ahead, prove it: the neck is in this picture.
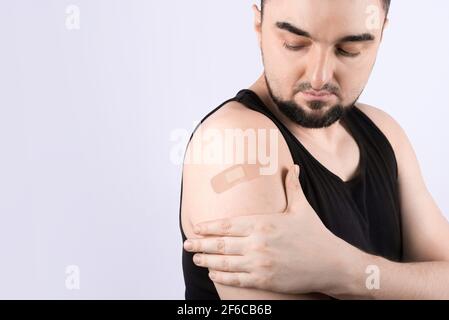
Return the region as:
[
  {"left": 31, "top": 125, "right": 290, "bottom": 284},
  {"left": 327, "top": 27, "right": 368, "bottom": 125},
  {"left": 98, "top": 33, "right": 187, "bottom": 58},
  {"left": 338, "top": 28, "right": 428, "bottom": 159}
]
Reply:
[{"left": 248, "top": 74, "right": 345, "bottom": 148}]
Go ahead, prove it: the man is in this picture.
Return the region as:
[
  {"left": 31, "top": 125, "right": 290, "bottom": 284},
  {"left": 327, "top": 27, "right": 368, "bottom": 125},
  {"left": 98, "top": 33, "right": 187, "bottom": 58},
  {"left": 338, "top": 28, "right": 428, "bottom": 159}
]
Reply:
[{"left": 180, "top": 0, "right": 449, "bottom": 299}]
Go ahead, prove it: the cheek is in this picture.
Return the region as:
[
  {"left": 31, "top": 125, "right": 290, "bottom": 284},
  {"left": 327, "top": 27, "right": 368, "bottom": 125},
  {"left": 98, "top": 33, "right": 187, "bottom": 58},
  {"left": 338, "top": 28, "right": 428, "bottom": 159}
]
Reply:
[
  {"left": 262, "top": 43, "right": 307, "bottom": 96},
  {"left": 262, "top": 36, "right": 305, "bottom": 74},
  {"left": 338, "top": 76, "right": 365, "bottom": 102},
  {"left": 338, "top": 57, "right": 376, "bottom": 100},
  {"left": 263, "top": 57, "right": 302, "bottom": 95}
]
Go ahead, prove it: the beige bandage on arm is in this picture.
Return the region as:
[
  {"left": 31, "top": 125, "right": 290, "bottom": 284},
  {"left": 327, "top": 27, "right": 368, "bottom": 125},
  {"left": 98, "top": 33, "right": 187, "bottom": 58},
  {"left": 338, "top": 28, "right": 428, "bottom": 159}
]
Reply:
[{"left": 211, "top": 164, "right": 261, "bottom": 194}]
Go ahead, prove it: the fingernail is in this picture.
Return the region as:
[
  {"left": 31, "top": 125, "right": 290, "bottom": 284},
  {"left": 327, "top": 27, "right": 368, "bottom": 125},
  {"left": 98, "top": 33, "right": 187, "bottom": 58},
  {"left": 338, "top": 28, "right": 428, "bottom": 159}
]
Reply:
[
  {"left": 209, "top": 271, "right": 216, "bottom": 280},
  {"left": 184, "top": 240, "right": 193, "bottom": 251},
  {"left": 193, "top": 255, "right": 201, "bottom": 265}
]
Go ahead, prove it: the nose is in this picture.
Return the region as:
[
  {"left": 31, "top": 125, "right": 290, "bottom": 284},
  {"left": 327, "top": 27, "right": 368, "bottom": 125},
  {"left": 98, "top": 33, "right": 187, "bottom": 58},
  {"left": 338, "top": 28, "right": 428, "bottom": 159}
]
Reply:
[{"left": 307, "top": 47, "right": 335, "bottom": 90}]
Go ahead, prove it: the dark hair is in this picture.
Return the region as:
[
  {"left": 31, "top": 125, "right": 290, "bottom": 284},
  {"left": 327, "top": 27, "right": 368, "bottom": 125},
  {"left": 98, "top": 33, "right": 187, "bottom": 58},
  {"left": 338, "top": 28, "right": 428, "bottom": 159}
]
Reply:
[{"left": 261, "top": 0, "right": 391, "bottom": 17}]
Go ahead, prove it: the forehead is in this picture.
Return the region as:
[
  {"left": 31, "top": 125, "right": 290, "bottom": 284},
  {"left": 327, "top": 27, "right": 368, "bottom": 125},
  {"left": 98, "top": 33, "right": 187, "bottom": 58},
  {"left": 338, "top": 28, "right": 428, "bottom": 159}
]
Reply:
[{"left": 264, "top": 0, "right": 385, "bottom": 41}]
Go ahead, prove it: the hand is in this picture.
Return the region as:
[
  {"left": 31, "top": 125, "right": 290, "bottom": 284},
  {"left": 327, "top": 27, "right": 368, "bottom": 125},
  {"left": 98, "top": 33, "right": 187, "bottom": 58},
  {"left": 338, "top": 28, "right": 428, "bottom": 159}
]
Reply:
[{"left": 184, "top": 164, "right": 353, "bottom": 295}]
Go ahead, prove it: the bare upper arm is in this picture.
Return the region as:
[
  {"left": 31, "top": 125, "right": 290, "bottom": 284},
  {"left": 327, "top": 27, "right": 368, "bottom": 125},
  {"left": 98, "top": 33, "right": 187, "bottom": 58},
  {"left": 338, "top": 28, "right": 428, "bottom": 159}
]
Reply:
[
  {"left": 357, "top": 103, "right": 449, "bottom": 262},
  {"left": 181, "top": 101, "right": 327, "bottom": 299},
  {"left": 181, "top": 101, "right": 292, "bottom": 231}
]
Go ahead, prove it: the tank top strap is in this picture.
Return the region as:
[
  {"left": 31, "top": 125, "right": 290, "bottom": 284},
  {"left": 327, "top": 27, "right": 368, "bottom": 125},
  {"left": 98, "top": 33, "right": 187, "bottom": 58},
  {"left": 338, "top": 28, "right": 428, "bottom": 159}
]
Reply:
[
  {"left": 234, "top": 89, "right": 288, "bottom": 130},
  {"left": 233, "top": 89, "right": 304, "bottom": 163}
]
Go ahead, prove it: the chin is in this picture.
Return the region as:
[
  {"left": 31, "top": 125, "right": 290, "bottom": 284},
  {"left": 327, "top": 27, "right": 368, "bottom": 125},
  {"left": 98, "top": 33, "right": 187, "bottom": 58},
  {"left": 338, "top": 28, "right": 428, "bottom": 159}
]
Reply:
[{"left": 307, "top": 101, "right": 331, "bottom": 112}]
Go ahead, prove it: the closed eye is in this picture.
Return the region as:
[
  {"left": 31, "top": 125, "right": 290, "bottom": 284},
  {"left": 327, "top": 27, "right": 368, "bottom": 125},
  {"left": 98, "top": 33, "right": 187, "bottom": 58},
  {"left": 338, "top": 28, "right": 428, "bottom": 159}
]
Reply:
[
  {"left": 336, "top": 47, "right": 360, "bottom": 57},
  {"left": 283, "top": 42, "right": 306, "bottom": 51}
]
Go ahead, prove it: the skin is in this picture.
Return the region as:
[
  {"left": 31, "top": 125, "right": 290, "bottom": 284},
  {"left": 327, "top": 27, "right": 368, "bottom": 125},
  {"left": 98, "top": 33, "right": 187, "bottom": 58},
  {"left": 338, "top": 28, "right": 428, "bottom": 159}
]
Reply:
[{"left": 181, "top": 0, "right": 449, "bottom": 299}]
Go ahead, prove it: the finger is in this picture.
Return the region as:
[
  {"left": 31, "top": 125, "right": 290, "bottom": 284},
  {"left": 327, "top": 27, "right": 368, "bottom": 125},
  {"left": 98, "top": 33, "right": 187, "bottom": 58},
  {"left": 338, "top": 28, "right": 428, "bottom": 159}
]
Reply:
[
  {"left": 285, "top": 164, "right": 306, "bottom": 212},
  {"left": 208, "top": 270, "right": 257, "bottom": 289},
  {"left": 184, "top": 237, "right": 245, "bottom": 255},
  {"left": 193, "top": 254, "right": 249, "bottom": 273},
  {"left": 194, "top": 216, "right": 253, "bottom": 236}
]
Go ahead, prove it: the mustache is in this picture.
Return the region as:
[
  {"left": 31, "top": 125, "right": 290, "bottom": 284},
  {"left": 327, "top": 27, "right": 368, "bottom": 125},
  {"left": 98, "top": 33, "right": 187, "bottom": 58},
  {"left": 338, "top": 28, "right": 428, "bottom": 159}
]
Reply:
[{"left": 294, "top": 83, "right": 340, "bottom": 97}]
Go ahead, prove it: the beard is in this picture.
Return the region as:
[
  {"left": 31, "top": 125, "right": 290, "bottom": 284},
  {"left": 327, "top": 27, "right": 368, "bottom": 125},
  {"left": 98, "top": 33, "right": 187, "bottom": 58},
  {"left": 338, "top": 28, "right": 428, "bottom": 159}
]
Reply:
[{"left": 265, "top": 75, "right": 358, "bottom": 129}]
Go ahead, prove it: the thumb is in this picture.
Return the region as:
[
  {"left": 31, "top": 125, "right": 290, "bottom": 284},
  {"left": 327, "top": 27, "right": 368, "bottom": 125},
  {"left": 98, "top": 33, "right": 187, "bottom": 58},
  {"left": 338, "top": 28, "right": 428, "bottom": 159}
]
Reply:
[{"left": 285, "top": 164, "right": 306, "bottom": 213}]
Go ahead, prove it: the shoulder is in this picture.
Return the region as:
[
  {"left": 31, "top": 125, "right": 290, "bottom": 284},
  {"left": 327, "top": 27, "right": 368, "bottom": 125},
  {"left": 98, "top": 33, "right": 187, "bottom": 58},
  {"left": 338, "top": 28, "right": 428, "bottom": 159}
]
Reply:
[
  {"left": 181, "top": 100, "right": 294, "bottom": 233},
  {"left": 355, "top": 102, "right": 424, "bottom": 185},
  {"left": 355, "top": 102, "right": 408, "bottom": 156},
  {"left": 187, "top": 99, "right": 293, "bottom": 169},
  {"left": 197, "top": 100, "right": 278, "bottom": 132}
]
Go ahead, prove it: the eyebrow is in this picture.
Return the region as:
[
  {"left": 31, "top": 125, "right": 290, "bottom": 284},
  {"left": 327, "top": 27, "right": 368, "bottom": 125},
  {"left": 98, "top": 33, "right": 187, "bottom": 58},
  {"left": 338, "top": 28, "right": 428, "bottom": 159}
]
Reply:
[
  {"left": 275, "top": 21, "right": 375, "bottom": 43},
  {"left": 276, "top": 21, "right": 311, "bottom": 38},
  {"left": 339, "top": 33, "right": 375, "bottom": 42}
]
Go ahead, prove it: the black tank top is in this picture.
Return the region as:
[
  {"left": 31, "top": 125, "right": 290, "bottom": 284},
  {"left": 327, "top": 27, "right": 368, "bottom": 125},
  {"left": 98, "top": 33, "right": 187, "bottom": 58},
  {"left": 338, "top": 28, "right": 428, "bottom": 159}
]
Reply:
[{"left": 180, "top": 89, "right": 403, "bottom": 300}]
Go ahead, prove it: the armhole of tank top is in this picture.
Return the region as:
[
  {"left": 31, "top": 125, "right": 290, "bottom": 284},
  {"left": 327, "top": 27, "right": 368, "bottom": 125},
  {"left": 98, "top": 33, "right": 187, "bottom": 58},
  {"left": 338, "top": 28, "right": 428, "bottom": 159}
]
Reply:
[
  {"left": 179, "top": 176, "right": 187, "bottom": 241},
  {"left": 179, "top": 94, "right": 250, "bottom": 242},
  {"left": 352, "top": 106, "right": 399, "bottom": 180}
]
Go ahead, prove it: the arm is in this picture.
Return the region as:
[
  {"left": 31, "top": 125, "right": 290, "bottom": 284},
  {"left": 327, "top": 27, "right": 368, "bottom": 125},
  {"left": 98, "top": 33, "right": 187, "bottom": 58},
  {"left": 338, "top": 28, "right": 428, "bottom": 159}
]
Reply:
[
  {"left": 181, "top": 102, "right": 328, "bottom": 299},
  {"left": 333, "top": 104, "right": 449, "bottom": 299}
]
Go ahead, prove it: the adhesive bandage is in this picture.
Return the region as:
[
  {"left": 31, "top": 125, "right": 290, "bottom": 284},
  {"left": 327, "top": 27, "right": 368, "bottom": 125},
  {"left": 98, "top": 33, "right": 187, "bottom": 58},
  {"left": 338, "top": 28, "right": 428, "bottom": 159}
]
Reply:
[{"left": 211, "top": 164, "right": 261, "bottom": 194}]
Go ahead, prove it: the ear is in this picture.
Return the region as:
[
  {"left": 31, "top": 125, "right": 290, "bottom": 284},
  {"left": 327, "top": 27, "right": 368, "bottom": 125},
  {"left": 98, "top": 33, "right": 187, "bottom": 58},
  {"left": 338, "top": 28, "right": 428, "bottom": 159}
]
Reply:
[{"left": 252, "top": 4, "right": 262, "bottom": 47}]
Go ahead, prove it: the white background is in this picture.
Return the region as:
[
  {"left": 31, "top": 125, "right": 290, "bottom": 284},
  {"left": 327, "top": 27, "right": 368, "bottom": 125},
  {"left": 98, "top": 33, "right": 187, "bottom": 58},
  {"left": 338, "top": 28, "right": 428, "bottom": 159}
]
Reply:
[{"left": 0, "top": 0, "right": 447, "bottom": 299}]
